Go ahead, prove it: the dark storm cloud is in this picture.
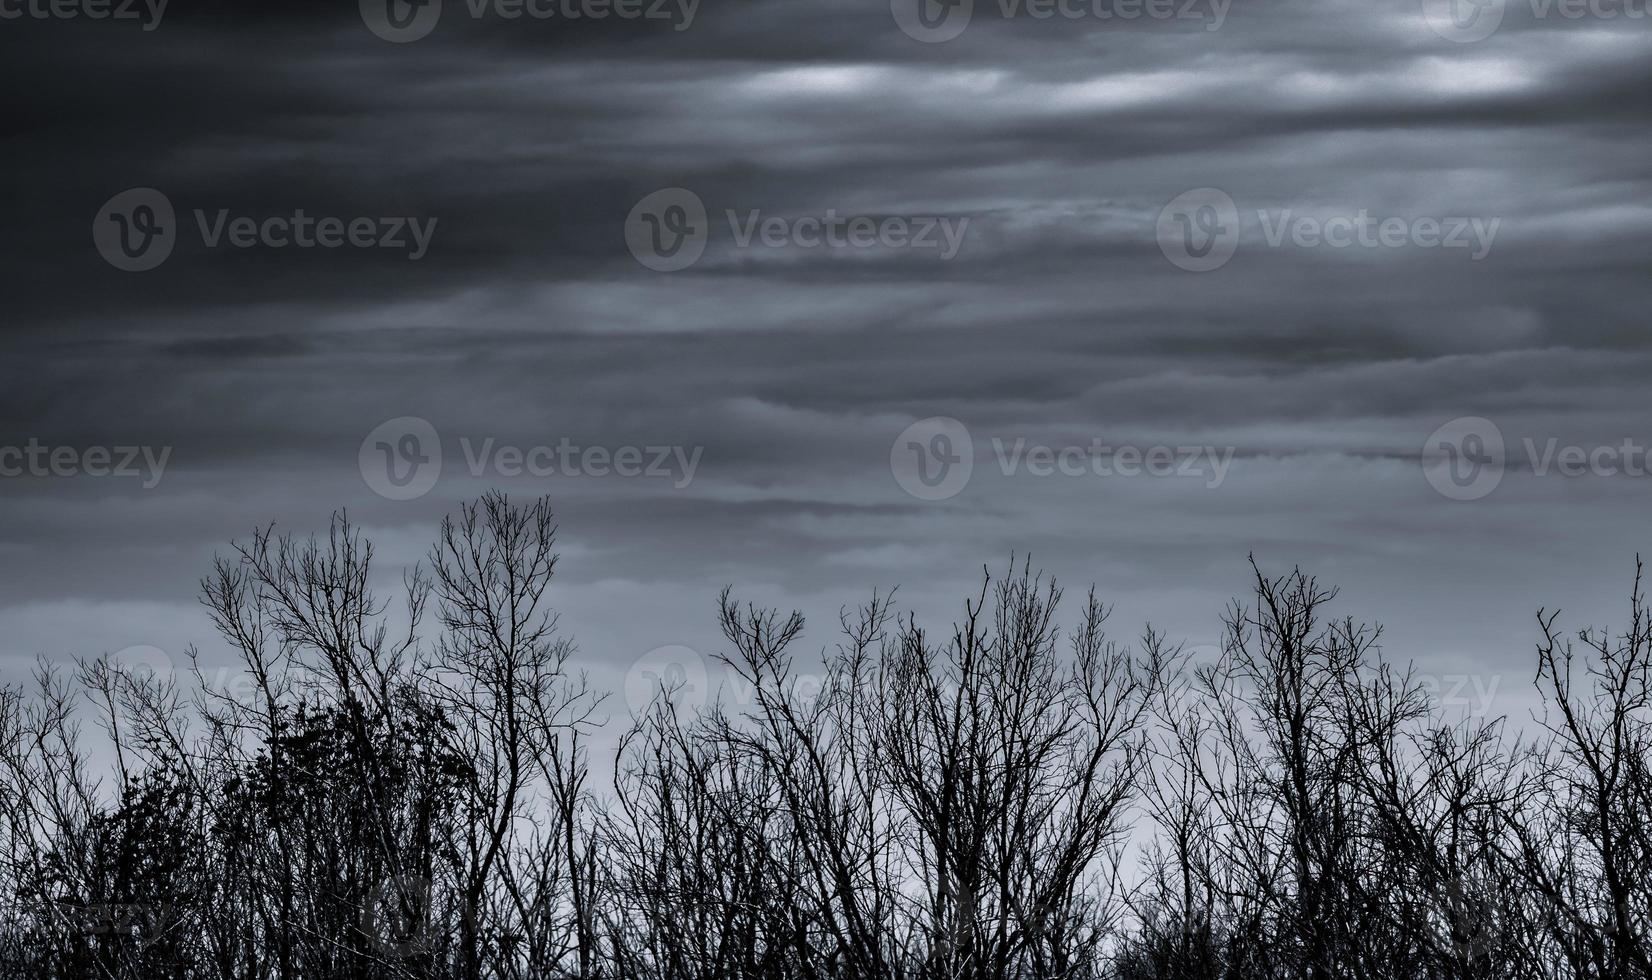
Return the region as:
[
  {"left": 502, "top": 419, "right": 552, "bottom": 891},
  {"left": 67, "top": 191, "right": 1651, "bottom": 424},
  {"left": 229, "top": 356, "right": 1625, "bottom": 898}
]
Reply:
[{"left": 3, "top": 0, "right": 1651, "bottom": 704}]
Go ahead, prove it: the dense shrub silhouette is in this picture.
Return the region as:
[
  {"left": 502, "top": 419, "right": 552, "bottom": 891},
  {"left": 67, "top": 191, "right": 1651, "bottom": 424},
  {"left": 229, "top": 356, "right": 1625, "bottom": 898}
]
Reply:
[{"left": 0, "top": 493, "right": 1647, "bottom": 979}]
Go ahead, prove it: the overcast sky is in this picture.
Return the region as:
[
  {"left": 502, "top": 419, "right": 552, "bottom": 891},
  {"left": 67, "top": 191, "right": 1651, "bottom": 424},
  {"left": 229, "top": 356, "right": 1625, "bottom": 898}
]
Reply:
[{"left": 3, "top": 0, "right": 1651, "bottom": 727}]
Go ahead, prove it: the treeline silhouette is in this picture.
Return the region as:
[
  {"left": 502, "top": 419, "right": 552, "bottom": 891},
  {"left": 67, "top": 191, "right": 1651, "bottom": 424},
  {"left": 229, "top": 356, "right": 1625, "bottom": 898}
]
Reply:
[{"left": 1, "top": 493, "right": 1648, "bottom": 979}]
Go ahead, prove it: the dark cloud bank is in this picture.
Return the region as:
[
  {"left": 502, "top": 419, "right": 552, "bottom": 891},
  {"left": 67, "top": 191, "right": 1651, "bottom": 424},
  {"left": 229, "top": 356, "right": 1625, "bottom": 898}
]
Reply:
[{"left": 3, "top": 0, "right": 1651, "bottom": 720}]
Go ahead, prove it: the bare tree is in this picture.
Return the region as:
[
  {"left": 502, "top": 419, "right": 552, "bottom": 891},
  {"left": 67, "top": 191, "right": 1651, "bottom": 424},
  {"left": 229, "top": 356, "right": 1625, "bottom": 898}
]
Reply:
[
  {"left": 1501, "top": 560, "right": 1652, "bottom": 980},
  {"left": 5, "top": 506, "right": 1652, "bottom": 980}
]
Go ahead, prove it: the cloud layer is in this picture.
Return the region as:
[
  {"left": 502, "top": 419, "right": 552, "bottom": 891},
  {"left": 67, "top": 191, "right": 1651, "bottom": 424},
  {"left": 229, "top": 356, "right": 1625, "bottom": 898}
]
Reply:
[{"left": 3, "top": 0, "right": 1650, "bottom": 721}]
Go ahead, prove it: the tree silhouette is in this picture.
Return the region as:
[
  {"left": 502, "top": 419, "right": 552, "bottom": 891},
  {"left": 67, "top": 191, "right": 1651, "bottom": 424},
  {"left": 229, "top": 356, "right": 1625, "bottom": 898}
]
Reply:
[{"left": 1, "top": 495, "right": 1648, "bottom": 980}]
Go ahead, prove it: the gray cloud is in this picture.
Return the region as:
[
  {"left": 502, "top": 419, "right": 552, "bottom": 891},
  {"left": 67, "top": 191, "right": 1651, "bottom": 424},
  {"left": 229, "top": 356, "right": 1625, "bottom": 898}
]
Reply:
[{"left": 3, "top": 0, "right": 1651, "bottom": 717}]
